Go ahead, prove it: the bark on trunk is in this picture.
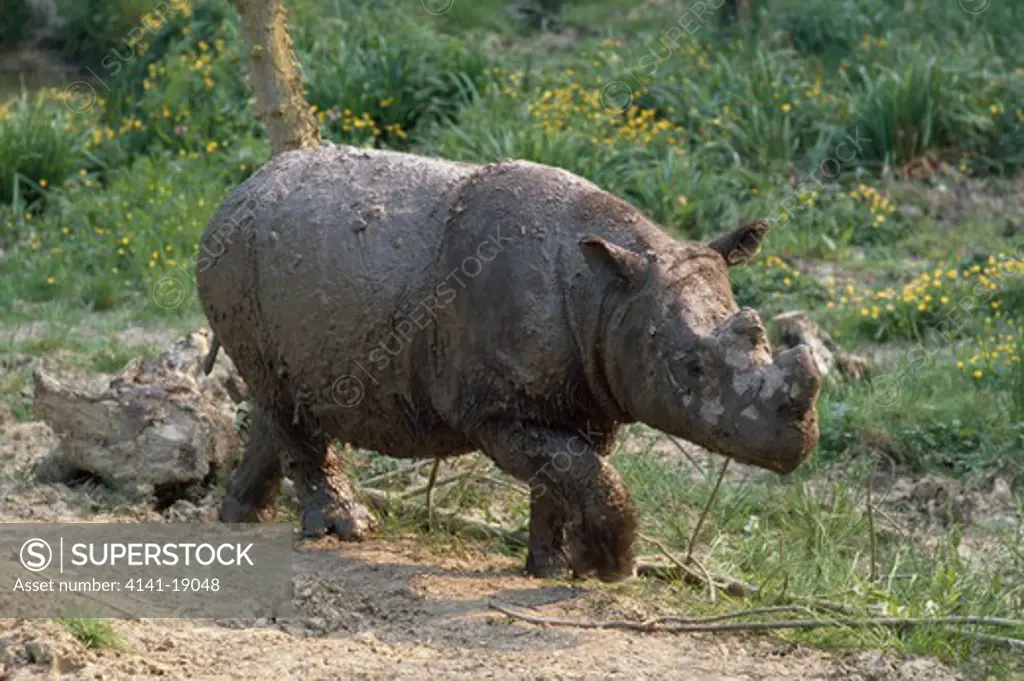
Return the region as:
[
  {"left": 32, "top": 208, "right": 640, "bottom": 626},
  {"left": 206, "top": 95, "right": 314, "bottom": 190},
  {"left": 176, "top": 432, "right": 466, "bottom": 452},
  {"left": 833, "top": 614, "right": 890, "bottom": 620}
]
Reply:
[
  {"left": 719, "top": 0, "right": 752, "bottom": 26},
  {"left": 230, "top": 0, "right": 321, "bottom": 156}
]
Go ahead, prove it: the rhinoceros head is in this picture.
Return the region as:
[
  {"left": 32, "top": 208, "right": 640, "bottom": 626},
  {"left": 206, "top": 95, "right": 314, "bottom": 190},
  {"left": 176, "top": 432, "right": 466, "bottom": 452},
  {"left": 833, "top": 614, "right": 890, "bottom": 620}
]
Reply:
[{"left": 580, "top": 219, "right": 820, "bottom": 473}]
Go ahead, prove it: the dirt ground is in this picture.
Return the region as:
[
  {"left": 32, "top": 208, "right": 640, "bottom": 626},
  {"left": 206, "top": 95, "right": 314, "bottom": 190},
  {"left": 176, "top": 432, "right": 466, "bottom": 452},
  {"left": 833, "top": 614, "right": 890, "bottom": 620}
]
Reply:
[
  {"left": 0, "top": 539, "right": 963, "bottom": 681},
  {"left": 0, "top": 547, "right": 968, "bottom": 681},
  {"left": 0, "top": 411, "right": 977, "bottom": 681}
]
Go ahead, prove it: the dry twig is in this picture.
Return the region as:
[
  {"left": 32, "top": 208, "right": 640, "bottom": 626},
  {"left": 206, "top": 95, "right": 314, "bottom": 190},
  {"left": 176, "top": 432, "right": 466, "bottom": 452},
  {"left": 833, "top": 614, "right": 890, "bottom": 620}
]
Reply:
[
  {"left": 359, "top": 460, "right": 432, "bottom": 488},
  {"left": 968, "top": 632, "right": 1024, "bottom": 650},
  {"left": 639, "top": 533, "right": 716, "bottom": 603},
  {"left": 480, "top": 474, "right": 528, "bottom": 493},
  {"left": 401, "top": 470, "right": 473, "bottom": 500},
  {"left": 867, "top": 457, "right": 878, "bottom": 581},
  {"left": 424, "top": 459, "right": 441, "bottom": 531},
  {"left": 687, "top": 458, "right": 730, "bottom": 563},
  {"left": 664, "top": 435, "right": 706, "bottom": 476}
]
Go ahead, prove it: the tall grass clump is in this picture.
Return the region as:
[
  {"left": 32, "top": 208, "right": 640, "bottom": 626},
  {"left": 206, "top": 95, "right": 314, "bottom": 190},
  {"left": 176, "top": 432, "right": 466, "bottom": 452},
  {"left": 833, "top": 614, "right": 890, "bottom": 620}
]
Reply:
[
  {"left": 766, "top": 0, "right": 884, "bottom": 63},
  {"left": 845, "top": 50, "right": 993, "bottom": 167},
  {"left": 58, "top": 618, "right": 119, "bottom": 650},
  {"left": 298, "top": 7, "right": 493, "bottom": 149},
  {"left": 0, "top": 89, "right": 91, "bottom": 205}
]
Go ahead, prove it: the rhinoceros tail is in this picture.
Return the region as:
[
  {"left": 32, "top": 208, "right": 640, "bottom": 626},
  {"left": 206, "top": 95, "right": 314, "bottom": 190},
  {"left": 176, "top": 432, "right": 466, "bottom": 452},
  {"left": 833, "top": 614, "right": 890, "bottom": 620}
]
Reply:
[{"left": 202, "top": 336, "right": 220, "bottom": 375}]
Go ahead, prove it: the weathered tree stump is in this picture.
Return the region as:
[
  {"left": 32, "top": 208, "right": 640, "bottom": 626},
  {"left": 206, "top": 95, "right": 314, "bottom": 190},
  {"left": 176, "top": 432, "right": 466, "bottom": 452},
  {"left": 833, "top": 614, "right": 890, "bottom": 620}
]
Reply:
[
  {"left": 773, "top": 311, "right": 870, "bottom": 381},
  {"left": 32, "top": 330, "right": 247, "bottom": 503}
]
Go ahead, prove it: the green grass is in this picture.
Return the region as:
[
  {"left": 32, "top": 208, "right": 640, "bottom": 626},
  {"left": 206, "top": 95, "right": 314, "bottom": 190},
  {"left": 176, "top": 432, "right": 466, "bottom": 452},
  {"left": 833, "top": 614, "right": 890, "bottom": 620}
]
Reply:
[
  {"left": 615, "top": 440, "right": 1023, "bottom": 679},
  {"left": 817, "top": 357, "right": 1021, "bottom": 475},
  {"left": 57, "top": 618, "right": 120, "bottom": 650}
]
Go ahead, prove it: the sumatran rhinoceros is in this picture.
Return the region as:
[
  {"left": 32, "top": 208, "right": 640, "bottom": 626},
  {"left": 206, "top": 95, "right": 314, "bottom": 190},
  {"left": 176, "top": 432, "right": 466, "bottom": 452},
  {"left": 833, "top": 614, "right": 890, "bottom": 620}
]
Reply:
[{"left": 197, "top": 144, "right": 820, "bottom": 582}]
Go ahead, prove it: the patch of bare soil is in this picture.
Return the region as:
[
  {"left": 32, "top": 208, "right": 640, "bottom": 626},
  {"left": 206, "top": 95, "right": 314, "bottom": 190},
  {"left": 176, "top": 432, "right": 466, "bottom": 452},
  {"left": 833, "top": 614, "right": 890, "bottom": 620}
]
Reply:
[
  {"left": 0, "top": 537, "right": 965, "bottom": 681},
  {"left": 0, "top": 417, "right": 973, "bottom": 681}
]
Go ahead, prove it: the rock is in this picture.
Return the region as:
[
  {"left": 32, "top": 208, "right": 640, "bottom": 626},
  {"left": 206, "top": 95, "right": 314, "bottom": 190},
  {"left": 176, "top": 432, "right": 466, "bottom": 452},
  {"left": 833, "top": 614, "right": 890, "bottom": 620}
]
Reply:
[
  {"left": 31, "top": 329, "right": 244, "bottom": 502},
  {"left": 23, "top": 640, "right": 48, "bottom": 664},
  {"left": 896, "top": 656, "right": 964, "bottom": 681},
  {"left": 773, "top": 311, "right": 871, "bottom": 381},
  {"left": 931, "top": 494, "right": 973, "bottom": 527},
  {"left": 162, "top": 497, "right": 220, "bottom": 522},
  {"left": 23, "top": 639, "right": 81, "bottom": 675},
  {"left": 899, "top": 204, "right": 923, "bottom": 219},
  {"left": 280, "top": 477, "right": 298, "bottom": 504},
  {"left": 991, "top": 476, "right": 1013, "bottom": 503},
  {"left": 911, "top": 478, "right": 943, "bottom": 502}
]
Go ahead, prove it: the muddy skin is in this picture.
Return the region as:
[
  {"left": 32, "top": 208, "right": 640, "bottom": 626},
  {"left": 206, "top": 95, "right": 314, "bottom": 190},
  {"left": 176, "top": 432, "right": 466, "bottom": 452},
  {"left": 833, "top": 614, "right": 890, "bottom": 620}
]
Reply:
[{"left": 198, "top": 145, "right": 820, "bottom": 582}]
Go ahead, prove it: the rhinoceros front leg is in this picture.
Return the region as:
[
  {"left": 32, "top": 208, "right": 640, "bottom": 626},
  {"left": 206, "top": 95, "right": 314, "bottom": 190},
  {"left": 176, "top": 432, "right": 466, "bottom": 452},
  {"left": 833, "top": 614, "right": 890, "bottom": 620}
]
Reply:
[
  {"left": 473, "top": 422, "right": 637, "bottom": 582},
  {"left": 523, "top": 487, "right": 569, "bottom": 579}
]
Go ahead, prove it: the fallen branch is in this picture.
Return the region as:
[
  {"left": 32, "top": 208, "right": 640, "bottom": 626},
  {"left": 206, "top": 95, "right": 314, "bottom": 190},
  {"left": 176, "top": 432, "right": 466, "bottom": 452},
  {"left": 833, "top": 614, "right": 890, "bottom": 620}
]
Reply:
[
  {"left": 646, "top": 605, "right": 816, "bottom": 626},
  {"left": 634, "top": 558, "right": 860, "bottom": 615},
  {"left": 639, "top": 533, "right": 716, "bottom": 603},
  {"left": 359, "top": 486, "right": 528, "bottom": 546},
  {"left": 479, "top": 474, "right": 528, "bottom": 493},
  {"left": 399, "top": 471, "right": 475, "bottom": 500},
  {"left": 359, "top": 460, "right": 432, "bottom": 488},
  {"left": 489, "top": 599, "right": 1024, "bottom": 635},
  {"left": 635, "top": 557, "right": 760, "bottom": 600},
  {"left": 968, "top": 632, "right": 1024, "bottom": 650}
]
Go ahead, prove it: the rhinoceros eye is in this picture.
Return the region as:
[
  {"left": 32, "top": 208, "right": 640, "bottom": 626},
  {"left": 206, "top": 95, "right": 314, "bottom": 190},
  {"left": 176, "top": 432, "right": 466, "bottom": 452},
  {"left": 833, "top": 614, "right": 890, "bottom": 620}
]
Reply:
[{"left": 673, "top": 355, "right": 702, "bottom": 380}]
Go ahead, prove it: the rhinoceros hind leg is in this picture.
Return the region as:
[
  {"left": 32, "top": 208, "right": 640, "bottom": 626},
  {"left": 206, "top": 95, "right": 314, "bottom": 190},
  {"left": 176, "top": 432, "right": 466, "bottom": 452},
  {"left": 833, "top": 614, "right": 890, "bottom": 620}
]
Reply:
[
  {"left": 220, "top": 404, "right": 378, "bottom": 541},
  {"left": 219, "top": 405, "right": 283, "bottom": 523},
  {"left": 278, "top": 418, "right": 378, "bottom": 542}
]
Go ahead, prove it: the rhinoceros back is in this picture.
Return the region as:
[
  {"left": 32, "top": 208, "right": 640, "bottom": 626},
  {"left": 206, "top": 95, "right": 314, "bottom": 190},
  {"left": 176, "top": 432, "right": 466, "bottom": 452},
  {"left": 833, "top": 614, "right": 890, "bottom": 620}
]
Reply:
[{"left": 197, "top": 145, "right": 479, "bottom": 413}]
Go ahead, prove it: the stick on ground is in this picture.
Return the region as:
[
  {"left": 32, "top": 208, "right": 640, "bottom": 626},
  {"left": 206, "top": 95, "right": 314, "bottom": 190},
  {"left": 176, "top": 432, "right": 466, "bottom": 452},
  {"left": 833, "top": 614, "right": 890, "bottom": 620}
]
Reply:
[{"left": 489, "top": 599, "right": 1024, "bottom": 636}]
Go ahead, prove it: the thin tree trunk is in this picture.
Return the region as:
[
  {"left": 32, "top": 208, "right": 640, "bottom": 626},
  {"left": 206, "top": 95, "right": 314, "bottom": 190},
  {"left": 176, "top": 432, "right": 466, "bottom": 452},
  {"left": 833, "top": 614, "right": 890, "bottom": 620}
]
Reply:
[
  {"left": 719, "top": 0, "right": 753, "bottom": 26},
  {"left": 230, "top": 0, "right": 321, "bottom": 156}
]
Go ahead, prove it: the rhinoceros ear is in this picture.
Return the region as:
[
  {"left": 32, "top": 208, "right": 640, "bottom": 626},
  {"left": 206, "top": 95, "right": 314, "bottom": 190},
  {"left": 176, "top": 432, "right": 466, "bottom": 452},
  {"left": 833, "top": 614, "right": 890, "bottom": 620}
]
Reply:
[
  {"left": 708, "top": 219, "right": 770, "bottom": 267},
  {"left": 579, "top": 236, "right": 646, "bottom": 285}
]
